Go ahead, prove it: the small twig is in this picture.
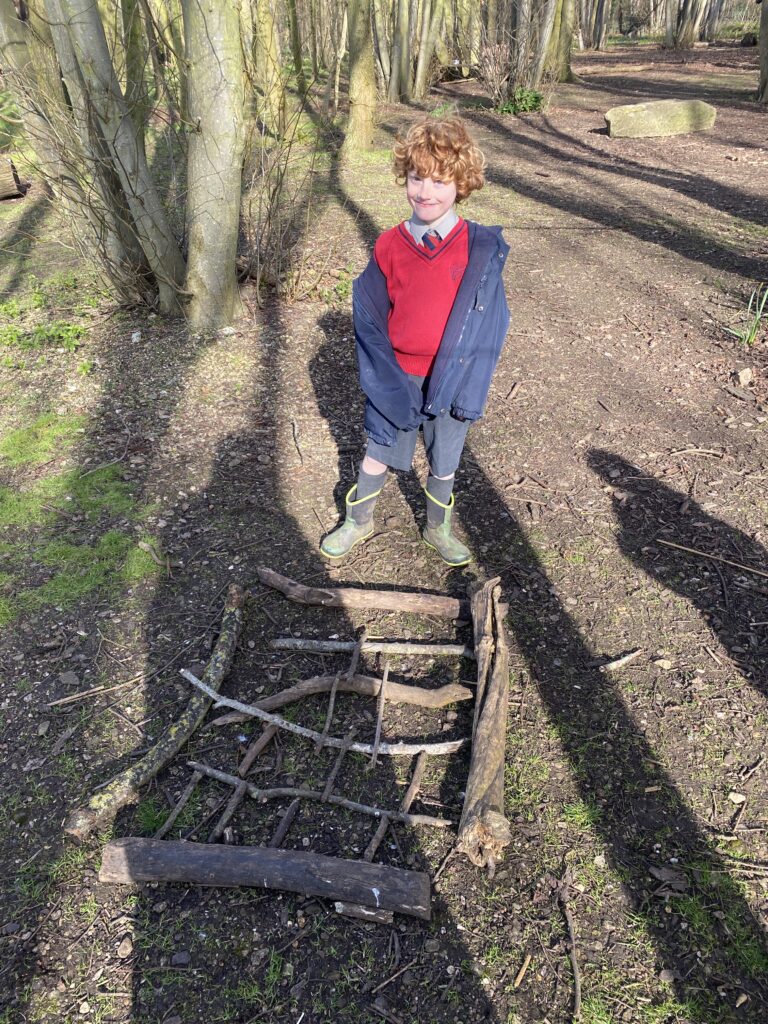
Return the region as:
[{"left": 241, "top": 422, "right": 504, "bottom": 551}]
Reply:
[
  {"left": 188, "top": 761, "right": 454, "bottom": 828},
  {"left": 368, "top": 659, "right": 390, "bottom": 769},
  {"left": 270, "top": 638, "right": 474, "bottom": 659},
  {"left": 667, "top": 447, "right": 724, "bottom": 459},
  {"left": 656, "top": 539, "right": 768, "bottom": 581},
  {"left": 558, "top": 873, "right": 582, "bottom": 1023},
  {"left": 432, "top": 848, "right": 456, "bottom": 883},
  {"left": 291, "top": 420, "right": 303, "bottom": 464},
  {"left": 365, "top": 752, "right": 427, "bottom": 863},
  {"left": 315, "top": 671, "right": 341, "bottom": 753},
  {"left": 513, "top": 952, "right": 532, "bottom": 989},
  {"left": 268, "top": 798, "right": 301, "bottom": 848},
  {"left": 182, "top": 671, "right": 467, "bottom": 757},
  {"left": 47, "top": 679, "right": 136, "bottom": 708},
  {"left": 322, "top": 727, "right": 357, "bottom": 800},
  {"left": 371, "top": 957, "right": 419, "bottom": 995},
  {"left": 238, "top": 725, "right": 278, "bottom": 777},
  {"left": 741, "top": 754, "right": 764, "bottom": 785},
  {"left": 505, "top": 381, "right": 523, "bottom": 401},
  {"left": 208, "top": 780, "right": 247, "bottom": 843},
  {"left": 598, "top": 648, "right": 643, "bottom": 673},
  {"left": 154, "top": 770, "right": 203, "bottom": 839}
]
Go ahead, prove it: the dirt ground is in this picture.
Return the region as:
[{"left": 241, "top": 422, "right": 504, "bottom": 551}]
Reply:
[{"left": 1, "top": 43, "right": 767, "bottom": 1024}]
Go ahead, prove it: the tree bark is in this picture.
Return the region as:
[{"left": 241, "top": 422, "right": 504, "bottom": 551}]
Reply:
[
  {"left": 547, "top": 0, "right": 577, "bottom": 82},
  {"left": 341, "top": 0, "right": 376, "bottom": 157},
  {"left": 372, "top": 0, "right": 391, "bottom": 83},
  {"left": 100, "top": 838, "right": 432, "bottom": 919},
  {"left": 759, "top": 0, "right": 768, "bottom": 103},
  {"left": 55, "top": 0, "right": 186, "bottom": 312},
  {"left": 664, "top": 0, "right": 676, "bottom": 47},
  {"left": 182, "top": 0, "right": 246, "bottom": 328},
  {"left": 286, "top": 0, "right": 308, "bottom": 95},
  {"left": 121, "top": 0, "right": 149, "bottom": 160},
  {"left": 252, "top": 0, "right": 285, "bottom": 133},
  {"left": 413, "top": 0, "right": 444, "bottom": 100}
]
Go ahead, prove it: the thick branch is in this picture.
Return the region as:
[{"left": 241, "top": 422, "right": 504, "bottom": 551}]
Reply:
[{"left": 65, "top": 585, "right": 246, "bottom": 839}]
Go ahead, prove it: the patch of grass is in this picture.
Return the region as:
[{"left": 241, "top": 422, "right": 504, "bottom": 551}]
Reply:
[
  {"left": 0, "top": 465, "right": 134, "bottom": 529},
  {"left": 0, "top": 412, "right": 86, "bottom": 466},
  {"left": 49, "top": 844, "right": 89, "bottom": 884},
  {"left": 134, "top": 796, "right": 167, "bottom": 835},
  {"left": 581, "top": 995, "right": 614, "bottom": 1024},
  {"left": 562, "top": 799, "right": 602, "bottom": 830},
  {"left": 724, "top": 283, "right": 767, "bottom": 347},
  {"left": 498, "top": 88, "right": 545, "bottom": 114}
]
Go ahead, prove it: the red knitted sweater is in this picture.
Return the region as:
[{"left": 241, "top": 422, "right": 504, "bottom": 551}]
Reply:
[{"left": 373, "top": 218, "right": 468, "bottom": 375}]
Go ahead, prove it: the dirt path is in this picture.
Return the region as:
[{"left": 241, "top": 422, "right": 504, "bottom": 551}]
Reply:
[{"left": 1, "top": 45, "right": 767, "bottom": 1024}]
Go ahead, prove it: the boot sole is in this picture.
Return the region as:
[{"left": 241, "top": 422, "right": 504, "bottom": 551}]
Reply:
[
  {"left": 320, "top": 527, "right": 374, "bottom": 560},
  {"left": 422, "top": 536, "right": 472, "bottom": 567}
]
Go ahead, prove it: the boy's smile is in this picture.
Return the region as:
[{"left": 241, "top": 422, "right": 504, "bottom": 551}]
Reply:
[{"left": 406, "top": 171, "right": 458, "bottom": 225}]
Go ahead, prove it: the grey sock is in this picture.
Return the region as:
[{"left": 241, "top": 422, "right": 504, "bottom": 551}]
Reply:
[
  {"left": 426, "top": 474, "right": 454, "bottom": 528},
  {"left": 350, "top": 467, "right": 386, "bottom": 524}
]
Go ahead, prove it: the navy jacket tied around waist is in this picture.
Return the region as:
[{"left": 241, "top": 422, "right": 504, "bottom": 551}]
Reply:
[{"left": 353, "top": 220, "right": 511, "bottom": 447}]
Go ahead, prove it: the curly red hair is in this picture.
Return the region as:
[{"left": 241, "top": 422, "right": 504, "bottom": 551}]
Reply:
[{"left": 392, "top": 116, "right": 486, "bottom": 202}]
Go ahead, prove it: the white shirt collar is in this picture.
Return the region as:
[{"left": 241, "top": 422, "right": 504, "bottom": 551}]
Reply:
[{"left": 406, "top": 207, "right": 459, "bottom": 246}]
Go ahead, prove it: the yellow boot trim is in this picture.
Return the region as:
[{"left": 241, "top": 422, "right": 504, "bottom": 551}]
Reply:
[
  {"left": 423, "top": 486, "right": 455, "bottom": 511},
  {"left": 346, "top": 483, "right": 384, "bottom": 507}
]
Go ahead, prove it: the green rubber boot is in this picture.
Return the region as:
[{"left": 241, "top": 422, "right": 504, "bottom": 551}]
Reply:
[
  {"left": 422, "top": 489, "right": 472, "bottom": 567},
  {"left": 320, "top": 484, "right": 381, "bottom": 559}
]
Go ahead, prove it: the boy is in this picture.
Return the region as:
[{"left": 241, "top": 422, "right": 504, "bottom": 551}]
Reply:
[{"left": 321, "top": 116, "right": 510, "bottom": 566}]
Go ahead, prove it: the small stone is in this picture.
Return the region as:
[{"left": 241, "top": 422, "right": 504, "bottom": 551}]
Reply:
[
  {"left": 659, "top": 968, "right": 679, "bottom": 983},
  {"left": 153, "top": 901, "right": 168, "bottom": 913},
  {"left": 171, "top": 950, "right": 191, "bottom": 966},
  {"left": 37, "top": 720, "right": 51, "bottom": 737},
  {"left": 218, "top": 326, "right": 237, "bottom": 337},
  {"left": 593, "top": 854, "right": 607, "bottom": 869},
  {"left": 1, "top": 922, "right": 20, "bottom": 936},
  {"left": 78, "top": 1002, "right": 90, "bottom": 1015},
  {"left": 424, "top": 938, "right": 440, "bottom": 953},
  {"left": 727, "top": 791, "right": 747, "bottom": 805},
  {"left": 735, "top": 993, "right": 749, "bottom": 1008},
  {"left": 59, "top": 671, "right": 80, "bottom": 688},
  {"left": 653, "top": 658, "right": 672, "bottom": 670},
  {"left": 116, "top": 935, "right": 133, "bottom": 959},
  {"left": 734, "top": 368, "right": 753, "bottom": 387}
]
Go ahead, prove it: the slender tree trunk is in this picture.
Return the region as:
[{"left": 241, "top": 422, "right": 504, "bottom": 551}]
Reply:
[
  {"left": 286, "top": 0, "right": 308, "bottom": 95},
  {"left": 530, "top": 0, "right": 560, "bottom": 84},
  {"left": 182, "top": 0, "right": 245, "bottom": 328},
  {"left": 253, "top": 0, "right": 285, "bottom": 132},
  {"left": 486, "top": 0, "right": 498, "bottom": 43},
  {"left": 309, "top": 0, "right": 319, "bottom": 75},
  {"left": 664, "top": 0, "right": 676, "bottom": 47},
  {"left": 322, "top": 5, "right": 347, "bottom": 115},
  {"left": 162, "top": 0, "right": 188, "bottom": 120},
  {"left": 759, "top": 0, "right": 768, "bottom": 104},
  {"left": 342, "top": 0, "right": 376, "bottom": 158},
  {"left": 547, "top": 0, "right": 576, "bottom": 82},
  {"left": 372, "top": 0, "right": 391, "bottom": 83},
  {"left": 675, "top": 0, "right": 707, "bottom": 48},
  {"left": 413, "top": 0, "right": 445, "bottom": 99},
  {"left": 55, "top": 0, "right": 186, "bottom": 312},
  {"left": 388, "top": 0, "right": 409, "bottom": 99},
  {"left": 121, "top": 0, "right": 149, "bottom": 160}
]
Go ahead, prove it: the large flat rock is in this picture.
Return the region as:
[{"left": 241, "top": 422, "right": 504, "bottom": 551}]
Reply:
[{"left": 605, "top": 99, "right": 717, "bottom": 138}]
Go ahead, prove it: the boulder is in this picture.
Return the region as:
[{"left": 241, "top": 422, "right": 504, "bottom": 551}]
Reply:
[{"left": 605, "top": 99, "right": 716, "bottom": 139}]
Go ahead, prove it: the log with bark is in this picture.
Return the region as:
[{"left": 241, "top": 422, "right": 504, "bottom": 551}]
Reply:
[
  {"left": 456, "top": 578, "right": 512, "bottom": 875},
  {"left": 257, "top": 566, "right": 468, "bottom": 619},
  {"left": 0, "top": 156, "right": 22, "bottom": 199},
  {"left": 65, "top": 584, "right": 246, "bottom": 840},
  {"left": 99, "top": 837, "right": 431, "bottom": 920}
]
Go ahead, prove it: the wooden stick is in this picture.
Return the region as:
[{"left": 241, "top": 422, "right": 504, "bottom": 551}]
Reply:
[
  {"left": 369, "top": 660, "right": 390, "bottom": 769},
  {"left": 182, "top": 672, "right": 467, "bottom": 757},
  {"left": 322, "top": 728, "right": 358, "bottom": 800},
  {"left": 238, "top": 725, "right": 278, "bottom": 777},
  {"left": 256, "top": 567, "right": 468, "bottom": 618},
  {"left": 513, "top": 952, "right": 532, "bottom": 989},
  {"left": 154, "top": 770, "right": 203, "bottom": 840},
  {"left": 208, "top": 780, "right": 247, "bottom": 843},
  {"left": 268, "top": 798, "right": 301, "bottom": 848},
  {"left": 456, "top": 581, "right": 512, "bottom": 874},
  {"left": 271, "top": 639, "right": 475, "bottom": 659},
  {"left": 364, "top": 752, "right": 428, "bottom": 863},
  {"left": 99, "top": 838, "right": 432, "bottom": 920},
  {"left": 188, "top": 761, "right": 454, "bottom": 830},
  {"left": 316, "top": 671, "right": 341, "bottom": 753},
  {"left": 65, "top": 585, "right": 246, "bottom": 840},
  {"left": 335, "top": 901, "right": 393, "bottom": 925},
  {"left": 559, "top": 875, "right": 582, "bottom": 1022},
  {"left": 656, "top": 539, "right": 768, "bottom": 581},
  {"left": 599, "top": 648, "right": 643, "bottom": 673}
]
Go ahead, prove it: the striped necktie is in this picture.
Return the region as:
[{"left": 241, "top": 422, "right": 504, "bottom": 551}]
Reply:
[{"left": 422, "top": 228, "right": 440, "bottom": 251}]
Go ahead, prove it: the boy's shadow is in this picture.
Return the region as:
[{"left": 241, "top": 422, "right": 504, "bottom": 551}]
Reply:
[{"left": 587, "top": 448, "right": 768, "bottom": 700}]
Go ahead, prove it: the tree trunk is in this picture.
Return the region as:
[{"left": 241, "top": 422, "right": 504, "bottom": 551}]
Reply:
[
  {"left": 342, "top": 0, "right": 376, "bottom": 157},
  {"left": 547, "top": 0, "right": 577, "bottom": 81},
  {"left": 486, "top": 0, "right": 498, "bottom": 43},
  {"left": 413, "top": 0, "right": 444, "bottom": 99},
  {"left": 56, "top": 0, "right": 186, "bottom": 312},
  {"left": 664, "top": 0, "right": 676, "bottom": 47},
  {"left": 182, "top": 0, "right": 245, "bottom": 328},
  {"left": 530, "top": 0, "right": 560, "bottom": 86},
  {"left": 253, "top": 0, "right": 285, "bottom": 133},
  {"left": 286, "top": 0, "right": 308, "bottom": 95},
  {"left": 121, "top": 0, "right": 149, "bottom": 160},
  {"left": 372, "top": 0, "right": 391, "bottom": 84},
  {"left": 759, "top": 0, "right": 768, "bottom": 104},
  {"left": 701, "top": 0, "right": 724, "bottom": 42},
  {"left": 322, "top": 5, "right": 347, "bottom": 115},
  {"left": 675, "top": 0, "right": 707, "bottom": 48},
  {"left": 388, "top": 0, "right": 410, "bottom": 99}
]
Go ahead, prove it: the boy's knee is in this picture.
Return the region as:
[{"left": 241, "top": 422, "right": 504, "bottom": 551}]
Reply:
[{"left": 428, "top": 468, "right": 455, "bottom": 481}]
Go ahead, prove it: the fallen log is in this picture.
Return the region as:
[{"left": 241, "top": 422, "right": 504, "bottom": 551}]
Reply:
[
  {"left": 99, "top": 837, "right": 431, "bottom": 920},
  {"left": 183, "top": 670, "right": 468, "bottom": 757},
  {"left": 65, "top": 584, "right": 246, "bottom": 840},
  {"left": 257, "top": 566, "right": 468, "bottom": 619},
  {"left": 0, "top": 157, "right": 22, "bottom": 200},
  {"left": 271, "top": 638, "right": 475, "bottom": 659},
  {"left": 456, "top": 579, "right": 512, "bottom": 875}
]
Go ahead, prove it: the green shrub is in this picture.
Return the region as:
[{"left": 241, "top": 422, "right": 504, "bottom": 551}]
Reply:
[{"left": 498, "top": 88, "right": 545, "bottom": 114}]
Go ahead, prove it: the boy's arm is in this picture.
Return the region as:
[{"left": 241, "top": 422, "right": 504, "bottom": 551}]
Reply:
[{"left": 450, "top": 275, "right": 510, "bottom": 421}]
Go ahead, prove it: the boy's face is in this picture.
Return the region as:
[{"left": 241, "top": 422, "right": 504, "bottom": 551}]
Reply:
[{"left": 406, "top": 169, "right": 457, "bottom": 225}]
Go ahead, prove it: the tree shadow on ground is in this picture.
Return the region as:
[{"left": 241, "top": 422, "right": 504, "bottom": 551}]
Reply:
[
  {"left": 587, "top": 448, "right": 768, "bottom": 700},
  {"left": 454, "top": 443, "right": 768, "bottom": 1020}
]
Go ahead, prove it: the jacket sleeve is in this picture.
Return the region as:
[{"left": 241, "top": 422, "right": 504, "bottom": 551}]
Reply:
[
  {"left": 354, "top": 275, "right": 424, "bottom": 434},
  {"left": 450, "top": 272, "right": 510, "bottom": 422}
]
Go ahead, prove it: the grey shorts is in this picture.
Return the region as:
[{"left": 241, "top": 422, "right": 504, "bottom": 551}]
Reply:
[{"left": 366, "top": 374, "right": 470, "bottom": 476}]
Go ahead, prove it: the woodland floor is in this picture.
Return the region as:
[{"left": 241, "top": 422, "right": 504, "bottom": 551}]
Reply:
[{"left": 1, "top": 42, "right": 767, "bottom": 1024}]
